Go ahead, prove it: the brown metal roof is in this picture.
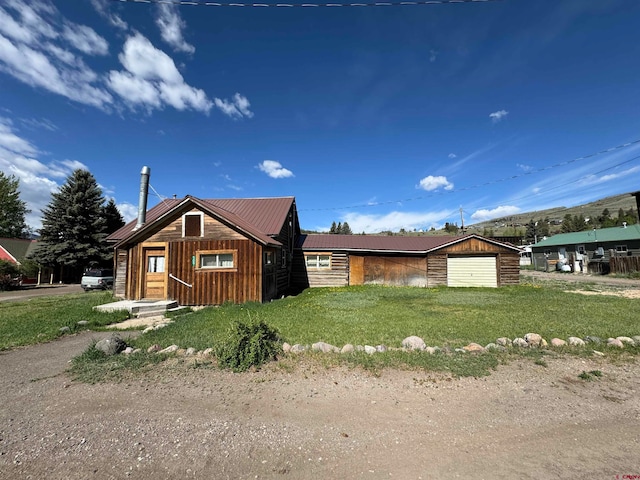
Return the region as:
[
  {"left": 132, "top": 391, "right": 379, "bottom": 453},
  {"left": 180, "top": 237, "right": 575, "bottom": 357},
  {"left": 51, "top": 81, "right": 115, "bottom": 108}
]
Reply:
[
  {"left": 298, "top": 233, "right": 521, "bottom": 253},
  {"left": 108, "top": 196, "right": 295, "bottom": 246}
]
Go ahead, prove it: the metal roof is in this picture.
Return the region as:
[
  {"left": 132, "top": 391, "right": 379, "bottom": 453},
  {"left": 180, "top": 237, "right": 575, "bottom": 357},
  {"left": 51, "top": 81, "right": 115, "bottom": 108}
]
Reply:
[
  {"left": 297, "top": 233, "right": 520, "bottom": 253},
  {"left": 108, "top": 196, "right": 295, "bottom": 246},
  {"left": 0, "top": 238, "right": 39, "bottom": 263},
  {"left": 532, "top": 224, "right": 640, "bottom": 248}
]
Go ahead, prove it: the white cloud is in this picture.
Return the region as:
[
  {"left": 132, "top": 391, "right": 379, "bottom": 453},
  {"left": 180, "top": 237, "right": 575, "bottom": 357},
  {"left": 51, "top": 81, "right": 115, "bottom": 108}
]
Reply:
[
  {"left": 0, "top": 120, "right": 93, "bottom": 229},
  {"left": 340, "top": 210, "right": 452, "bottom": 234},
  {"left": 61, "top": 23, "right": 108, "bottom": 56},
  {"left": 470, "top": 205, "right": 521, "bottom": 222},
  {"left": 448, "top": 153, "right": 457, "bottom": 159},
  {"left": 579, "top": 166, "right": 640, "bottom": 186},
  {"left": 108, "top": 33, "right": 212, "bottom": 114},
  {"left": 517, "top": 163, "right": 532, "bottom": 172},
  {"left": 257, "top": 160, "right": 294, "bottom": 179},
  {"left": 418, "top": 175, "right": 454, "bottom": 191},
  {"left": 214, "top": 93, "right": 254, "bottom": 119},
  {"left": 489, "top": 110, "right": 509, "bottom": 123},
  {"left": 0, "top": 1, "right": 113, "bottom": 110},
  {"left": 155, "top": 4, "right": 195, "bottom": 54},
  {"left": 429, "top": 49, "right": 438, "bottom": 63},
  {"left": 116, "top": 202, "right": 138, "bottom": 223},
  {"left": 90, "top": 0, "right": 128, "bottom": 31}
]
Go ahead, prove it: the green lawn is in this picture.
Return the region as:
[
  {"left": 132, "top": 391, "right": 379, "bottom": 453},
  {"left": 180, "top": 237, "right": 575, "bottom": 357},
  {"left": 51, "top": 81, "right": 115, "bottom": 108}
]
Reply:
[{"left": 0, "top": 291, "right": 130, "bottom": 351}]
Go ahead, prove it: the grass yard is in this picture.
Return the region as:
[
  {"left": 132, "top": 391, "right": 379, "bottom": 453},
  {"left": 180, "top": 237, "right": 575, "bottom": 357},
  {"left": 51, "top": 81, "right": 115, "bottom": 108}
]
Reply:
[{"left": 0, "top": 291, "right": 130, "bottom": 351}]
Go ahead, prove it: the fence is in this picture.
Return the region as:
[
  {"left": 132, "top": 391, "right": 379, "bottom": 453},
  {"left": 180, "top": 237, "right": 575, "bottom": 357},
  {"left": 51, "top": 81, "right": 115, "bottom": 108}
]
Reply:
[{"left": 609, "top": 256, "right": 640, "bottom": 274}]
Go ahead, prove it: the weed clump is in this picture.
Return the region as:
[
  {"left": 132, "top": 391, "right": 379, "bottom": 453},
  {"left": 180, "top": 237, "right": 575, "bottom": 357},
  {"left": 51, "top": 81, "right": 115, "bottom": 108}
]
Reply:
[{"left": 215, "top": 318, "right": 282, "bottom": 372}]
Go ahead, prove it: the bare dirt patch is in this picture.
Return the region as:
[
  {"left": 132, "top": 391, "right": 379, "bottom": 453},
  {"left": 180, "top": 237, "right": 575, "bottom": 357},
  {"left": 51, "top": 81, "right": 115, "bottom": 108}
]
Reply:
[
  {"left": 1, "top": 332, "right": 639, "bottom": 479},
  {"left": 568, "top": 289, "right": 640, "bottom": 299}
]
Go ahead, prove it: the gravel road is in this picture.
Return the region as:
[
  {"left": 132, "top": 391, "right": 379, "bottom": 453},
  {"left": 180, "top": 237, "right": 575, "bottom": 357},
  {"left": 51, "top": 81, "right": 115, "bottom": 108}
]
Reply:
[{"left": 1, "top": 327, "right": 639, "bottom": 479}]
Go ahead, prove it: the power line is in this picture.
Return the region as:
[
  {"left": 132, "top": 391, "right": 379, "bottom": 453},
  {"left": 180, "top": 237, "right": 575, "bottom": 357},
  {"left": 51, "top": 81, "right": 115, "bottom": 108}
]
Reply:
[
  {"left": 110, "top": 0, "right": 502, "bottom": 7},
  {"left": 300, "top": 139, "right": 640, "bottom": 212}
]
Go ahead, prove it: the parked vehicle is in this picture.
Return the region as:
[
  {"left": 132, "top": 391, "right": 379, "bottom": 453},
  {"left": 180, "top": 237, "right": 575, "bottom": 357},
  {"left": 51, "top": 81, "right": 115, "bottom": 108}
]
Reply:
[{"left": 81, "top": 269, "right": 113, "bottom": 291}]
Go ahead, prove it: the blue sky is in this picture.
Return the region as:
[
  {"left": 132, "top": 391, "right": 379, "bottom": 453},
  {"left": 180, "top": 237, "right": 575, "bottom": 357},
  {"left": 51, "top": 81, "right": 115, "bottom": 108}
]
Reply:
[{"left": 1, "top": 0, "right": 640, "bottom": 233}]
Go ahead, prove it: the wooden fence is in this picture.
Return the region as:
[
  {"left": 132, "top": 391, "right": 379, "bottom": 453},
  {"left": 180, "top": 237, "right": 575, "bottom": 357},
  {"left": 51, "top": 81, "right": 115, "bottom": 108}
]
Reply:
[{"left": 609, "top": 256, "right": 640, "bottom": 274}]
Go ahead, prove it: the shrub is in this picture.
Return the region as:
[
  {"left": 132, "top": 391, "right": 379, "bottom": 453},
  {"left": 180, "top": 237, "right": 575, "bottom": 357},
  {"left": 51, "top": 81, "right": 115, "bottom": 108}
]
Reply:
[
  {"left": 215, "top": 318, "right": 282, "bottom": 372},
  {"left": 0, "top": 260, "right": 19, "bottom": 291}
]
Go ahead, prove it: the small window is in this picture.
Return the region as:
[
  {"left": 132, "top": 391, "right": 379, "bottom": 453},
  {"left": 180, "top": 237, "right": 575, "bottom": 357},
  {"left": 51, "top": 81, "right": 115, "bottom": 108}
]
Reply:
[
  {"left": 544, "top": 250, "right": 551, "bottom": 256},
  {"left": 615, "top": 245, "right": 628, "bottom": 253},
  {"left": 183, "top": 213, "right": 203, "bottom": 237},
  {"left": 196, "top": 250, "right": 236, "bottom": 270},
  {"left": 305, "top": 254, "right": 331, "bottom": 269},
  {"left": 264, "top": 251, "right": 274, "bottom": 265},
  {"left": 577, "top": 245, "right": 586, "bottom": 255},
  {"left": 148, "top": 256, "right": 165, "bottom": 273}
]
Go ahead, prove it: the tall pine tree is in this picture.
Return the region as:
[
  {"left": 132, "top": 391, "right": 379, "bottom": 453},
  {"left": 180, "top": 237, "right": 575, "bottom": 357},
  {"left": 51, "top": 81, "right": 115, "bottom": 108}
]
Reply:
[
  {"left": 32, "top": 169, "right": 110, "bottom": 280},
  {"left": 0, "top": 172, "right": 30, "bottom": 238},
  {"left": 102, "top": 198, "right": 125, "bottom": 234}
]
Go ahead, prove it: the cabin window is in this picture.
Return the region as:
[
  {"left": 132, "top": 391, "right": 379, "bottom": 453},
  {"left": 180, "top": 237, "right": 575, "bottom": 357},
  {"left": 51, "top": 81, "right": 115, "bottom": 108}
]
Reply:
[
  {"left": 264, "top": 251, "right": 274, "bottom": 265},
  {"left": 544, "top": 250, "right": 551, "bottom": 256},
  {"left": 148, "top": 256, "right": 165, "bottom": 273},
  {"left": 615, "top": 245, "right": 628, "bottom": 253},
  {"left": 305, "top": 254, "right": 331, "bottom": 269},
  {"left": 183, "top": 213, "right": 203, "bottom": 237},
  {"left": 577, "top": 245, "right": 585, "bottom": 255},
  {"left": 196, "top": 250, "right": 237, "bottom": 270}
]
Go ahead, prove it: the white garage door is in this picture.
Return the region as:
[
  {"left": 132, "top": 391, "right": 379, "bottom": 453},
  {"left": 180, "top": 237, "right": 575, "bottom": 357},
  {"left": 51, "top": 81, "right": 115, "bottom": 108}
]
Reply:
[{"left": 447, "top": 256, "right": 497, "bottom": 288}]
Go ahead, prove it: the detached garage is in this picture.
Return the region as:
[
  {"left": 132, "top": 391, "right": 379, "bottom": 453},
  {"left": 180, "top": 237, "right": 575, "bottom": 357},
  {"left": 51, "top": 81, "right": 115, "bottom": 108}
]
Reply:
[{"left": 293, "top": 234, "right": 520, "bottom": 290}]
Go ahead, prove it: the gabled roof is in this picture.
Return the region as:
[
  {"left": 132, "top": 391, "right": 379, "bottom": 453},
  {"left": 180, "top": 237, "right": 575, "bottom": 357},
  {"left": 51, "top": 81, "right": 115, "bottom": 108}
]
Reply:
[
  {"left": 533, "top": 224, "right": 640, "bottom": 248},
  {"left": 108, "top": 196, "right": 296, "bottom": 248},
  {"left": 0, "top": 238, "right": 39, "bottom": 264},
  {"left": 298, "top": 233, "right": 520, "bottom": 253}
]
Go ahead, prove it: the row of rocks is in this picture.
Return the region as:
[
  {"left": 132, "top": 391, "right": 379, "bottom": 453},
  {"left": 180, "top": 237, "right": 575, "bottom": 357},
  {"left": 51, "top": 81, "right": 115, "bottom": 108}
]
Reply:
[
  {"left": 282, "top": 333, "right": 640, "bottom": 356},
  {"left": 96, "top": 332, "right": 640, "bottom": 358}
]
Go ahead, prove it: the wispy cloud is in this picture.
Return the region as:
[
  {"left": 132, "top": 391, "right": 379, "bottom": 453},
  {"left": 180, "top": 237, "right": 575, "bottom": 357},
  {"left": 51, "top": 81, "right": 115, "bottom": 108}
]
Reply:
[
  {"left": 339, "top": 209, "right": 452, "bottom": 233},
  {"left": 257, "top": 160, "right": 294, "bottom": 179},
  {"left": 470, "top": 205, "right": 520, "bottom": 222},
  {"left": 489, "top": 109, "right": 509, "bottom": 123},
  {"left": 418, "top": 175, "right": 454, "bottom": 191},
  {"left": 448, "top": 153, "right": 457, "bottom": 159},
  {"left": 155, "top": 3, "right": 195, "bottom": 54},
  {"left": 429, "top": 49, "right": 438, "bottom": 63},
  {"left": 90, "top": 0, "right": 128, "bottom": 31},
  {"left": 214, "top": 93, "right": 254, "bottom": 119},
  {"left": 579, "top": 166, "right": 640, "bottom": 187},
  {"left": 107, "top": 33, "right": 212, "bottom": 114}
]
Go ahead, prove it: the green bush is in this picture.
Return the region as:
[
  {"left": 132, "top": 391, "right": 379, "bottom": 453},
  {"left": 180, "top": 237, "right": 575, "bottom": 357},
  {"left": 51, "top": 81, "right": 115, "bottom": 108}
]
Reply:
[
  {"left": 215, "top": 318, "right": 282, "bottom": 372},
  {"left": 0, "top": 260, "right": 19, "bottom": 291}
]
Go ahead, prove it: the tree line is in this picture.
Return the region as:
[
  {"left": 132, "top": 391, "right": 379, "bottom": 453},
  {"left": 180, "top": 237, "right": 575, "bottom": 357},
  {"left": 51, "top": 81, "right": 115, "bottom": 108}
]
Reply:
[{"left": 0, "top": 170, "right": 124, "bottom": 287}]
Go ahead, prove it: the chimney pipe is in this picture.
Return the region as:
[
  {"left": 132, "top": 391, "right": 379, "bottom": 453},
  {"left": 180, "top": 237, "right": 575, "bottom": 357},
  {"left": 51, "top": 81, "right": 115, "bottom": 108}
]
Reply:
[{"left": 134, "top": 166, "right": 150, "bottom": 230}]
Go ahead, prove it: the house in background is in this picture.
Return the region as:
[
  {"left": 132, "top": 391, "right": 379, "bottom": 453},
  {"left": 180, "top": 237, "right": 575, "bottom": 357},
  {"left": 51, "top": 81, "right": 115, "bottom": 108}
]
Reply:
[
  {"left": 294, "top": 234, "right": 521, "bottom": 289},
  {"left": 107, "top": 195, "right": 300, "bottom": 306},
  {"left": 0, "top": 237, "right": 38, "bottom": 266},
  {"left": 530, "top": 224, "right": 640, "bottom": 273}
]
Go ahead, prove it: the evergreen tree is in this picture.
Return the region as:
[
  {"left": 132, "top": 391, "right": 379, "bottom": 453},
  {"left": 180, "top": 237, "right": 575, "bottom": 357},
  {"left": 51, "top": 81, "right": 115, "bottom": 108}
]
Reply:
[
  {"left": 0, "top": 172, "right": 30, "bottom": 238},
  {"left": 329, "top": 221, "right": 337, "bottom": 234},
  {"left": 336, "top": 222, "right": 342, "bottom": 234},
  {"left": 341, "top": 221, "right": 353, "bottom": 235},
  {"left": 32, "top": 169, "right": 110, "bottom": 279},
  {"left": 102, "top": 198, "right": 125, "bottom": 234}
]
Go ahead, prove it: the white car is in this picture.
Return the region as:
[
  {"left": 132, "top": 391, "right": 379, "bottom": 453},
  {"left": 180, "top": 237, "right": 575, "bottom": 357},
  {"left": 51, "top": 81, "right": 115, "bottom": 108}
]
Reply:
[{"left": 81, "top": 269, "right": 114, "bottom": 291}]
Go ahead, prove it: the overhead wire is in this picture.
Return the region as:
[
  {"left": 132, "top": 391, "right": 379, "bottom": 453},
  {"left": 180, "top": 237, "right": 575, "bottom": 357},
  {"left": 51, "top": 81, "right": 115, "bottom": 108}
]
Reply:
[{"left": 110, "top": 0, "right": 503, "bottom": 8}]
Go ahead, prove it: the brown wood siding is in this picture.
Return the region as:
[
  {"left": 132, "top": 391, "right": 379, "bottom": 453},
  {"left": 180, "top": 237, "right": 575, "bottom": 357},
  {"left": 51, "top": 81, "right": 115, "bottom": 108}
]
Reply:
[
  {"left": 305, "top": 252, "right": 348, "bottom": 287},
  {"left": 351, "top": 255, "right": 428, "bottom": 287},
  {"left": 166, "top": 239, "right": 262, "bottom": 305},
  {"left": 145, "top": 208, "right": 246, "bottom": 243},
  {"left": 114, "top": 249, "right": 128, "bottom": 298},
  {"left": 125, "top": 244, "right": 141, "bottom": 299},
  {"left": 499, "top": 254, "right": 520, "bottom": 285},
  {"left": 426, "top": 253, "right": 448, "bottom": 286}
]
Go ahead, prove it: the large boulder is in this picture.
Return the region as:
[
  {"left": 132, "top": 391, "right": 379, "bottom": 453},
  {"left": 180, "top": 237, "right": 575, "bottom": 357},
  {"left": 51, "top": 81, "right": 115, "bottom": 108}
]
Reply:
[
  {"left": 95, "top": 334, "right": 127, "bottom": 356},
  {"left": 524, "top": 333, "right": 543, "bottom": 348},
  {"left": 402, "top": 336, "right": 426, "bottom": 351},
  {"left": 312, "top": 342, "right": 339, "bottom": 353}
]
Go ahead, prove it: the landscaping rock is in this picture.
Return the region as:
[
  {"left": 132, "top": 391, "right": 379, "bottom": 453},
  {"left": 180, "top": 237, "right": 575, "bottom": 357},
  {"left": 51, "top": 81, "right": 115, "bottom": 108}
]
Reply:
[
  {"left": 95, "top": 334, "right": 127, "bottom": 356},
  {"left": 59, "top": 326, "right": 70, "bottom": 333},
  {"left": 376, "top": 345, "right": 388, "bottom": 353},
  {"left": 551, "top": 338, "right": 566, "bottom": 347},
  {"left": 568, "top": 337, "right": 585, "bottom": 347},
  {"left": 632, "top": 336, "right": 640, "bottom": 346},
  {"left": 132, "top": 349, "right": 141, "bottom": 354},
  {"left": 425, "top": 346, "right": 439, "bottom": 354},
  {"left": 485, "top": 343, "right": 498, "bottom": 350},
  {"left": 282, "top": 342, "right": 291, "bottom": 353},
  {"left": 512, "top": 338, "right": 528, "bottom": 348},
  {"left": 341, "top": 344, "right": 355, "bottom": 354},
  {"left": 355, "top": 345, "right": 365, "bottom": 352},
  {"left": 496, "top": 337, "right": 511, "bottom": 347},
  {"left": 616, "top": 336, "right": 635, "bottom": 346},
  {"left": 77, "top": 321, "right": 89, "bottom": 326},
  {"left": 607, "top": 338, "right": 624, "bottom": 348},
  {"left": 584, "top": 336, "right": 602, "bottom": 345},
  {"left": 312, "top": 342, "right": 339, "bottom": 353},
  {"left": 364, "top": 345, "right": 377, "bottom": 355},
  {"left": 402, "top": 336, "right": 426, "bottom": 351},
  {"left": 185, "top": 347, "right": 196, "bottom": 356},
  {"left": 524, "top": 333, "right": 543, "bottom": 347},
  {"left": 593, "top": 350, "right": 605, "bottom": 357},
  {"left": 147, "top": 344, "right": 162, "bottom": 353},
  {"left": 159, "top": 345, "right": 179, "bottom": 354},
  {"left": 463, "top": 343, "right": 485, "bottom": 353},
  {"left": 142, "top": 327, "right": 154, "bottom": 334},
  {"left": 290, "top": 344, "right": 307, "bottom": 353},
  {"left": 454, "top": 348, "right": 466, "bottom": 354},
  {"left": 202, "top": 348, "right": 213, "bottom": 356}
]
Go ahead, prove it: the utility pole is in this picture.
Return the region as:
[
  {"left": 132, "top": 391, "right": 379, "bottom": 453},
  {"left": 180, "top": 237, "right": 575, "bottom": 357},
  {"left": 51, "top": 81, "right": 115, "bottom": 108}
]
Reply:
[{"left": 460, "top": 207, "right": 465, "bottom": 235}]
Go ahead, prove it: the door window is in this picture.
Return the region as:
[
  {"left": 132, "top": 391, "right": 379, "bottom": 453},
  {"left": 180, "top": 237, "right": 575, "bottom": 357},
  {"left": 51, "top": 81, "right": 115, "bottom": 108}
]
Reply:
[{"left": 148, "top": 255, "right": 165, "bottom": 273}]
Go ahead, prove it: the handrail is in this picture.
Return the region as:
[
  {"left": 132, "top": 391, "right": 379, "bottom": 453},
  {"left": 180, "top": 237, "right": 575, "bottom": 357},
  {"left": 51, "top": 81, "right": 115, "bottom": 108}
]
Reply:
[{"left": 169, "top": 273, "right": 192, "bottom": 288}]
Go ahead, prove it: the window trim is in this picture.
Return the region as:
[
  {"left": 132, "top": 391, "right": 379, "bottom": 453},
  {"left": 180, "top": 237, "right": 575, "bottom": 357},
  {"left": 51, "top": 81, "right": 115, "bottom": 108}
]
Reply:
[
  {"left": 615, "top": 245, "right": 628, "bottom": 253},
  {"left": 305, "top": 252, "right": 332, "bottom": 269},
  {"left": 196, "top": 249, "right": 237, "bottom": 272},
  {"left": 182, "top": 212, "right": 204, "bottom": 238}
]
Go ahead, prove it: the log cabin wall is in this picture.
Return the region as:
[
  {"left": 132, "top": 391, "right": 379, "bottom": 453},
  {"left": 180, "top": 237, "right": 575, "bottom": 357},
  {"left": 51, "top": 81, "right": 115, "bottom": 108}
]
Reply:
[
  {"left": 113, "top": 249, "right": 128, "bottom": 298},
  {"left": 304, "top": 251, "right": 349, "bottom": 287},
  {"left": 425, "top": 253, "right": 448, "bottom": 286},
  {"left": 350, "top": 255, "right": 428, "bottom": 287}
]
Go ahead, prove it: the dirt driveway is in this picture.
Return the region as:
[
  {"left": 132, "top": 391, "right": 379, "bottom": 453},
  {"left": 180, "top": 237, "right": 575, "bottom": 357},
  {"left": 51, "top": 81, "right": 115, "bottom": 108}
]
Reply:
[{"left": 1, "top": 326, "right": 639, "bottom": 479}]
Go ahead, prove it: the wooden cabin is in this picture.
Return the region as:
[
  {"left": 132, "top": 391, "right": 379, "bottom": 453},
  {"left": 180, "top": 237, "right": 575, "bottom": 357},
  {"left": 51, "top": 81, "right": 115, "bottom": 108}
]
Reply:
[
  {"left": 294, "top": 234, "right": 520, "bottom": 289},
  {"left": 107, "top": 196, "right": 300, "bottom": 305}
]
